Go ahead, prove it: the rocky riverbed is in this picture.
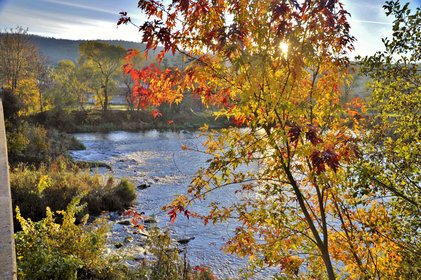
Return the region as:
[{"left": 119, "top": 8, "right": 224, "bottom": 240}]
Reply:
[{"left": 70, "top": 130, "right": 276, "bottom": 279}]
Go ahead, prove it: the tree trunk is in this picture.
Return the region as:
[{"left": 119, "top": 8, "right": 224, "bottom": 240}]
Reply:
[
  {"left": 103, "top": 88, "right": 108, "bottom": 111},
  {"left": 320, "top": 245, "right": 336, "bottom": 280},
  {"left": 103, "top": 78, "right": 108, "bottom": 111},
  {"left": 39, "top": 90, "right": 43, "bottom": 112},
  {"left": 284, "top": 167, "right": 336, "bottom": 280}
]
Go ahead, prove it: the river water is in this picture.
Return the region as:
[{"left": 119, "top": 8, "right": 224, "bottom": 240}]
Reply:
[{"left": 70, "top": 130, "right": 276, "bottom": 279}]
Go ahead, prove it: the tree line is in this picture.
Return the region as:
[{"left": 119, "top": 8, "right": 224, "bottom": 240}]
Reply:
[{"left": 0, "top": 27, "right": 154, "bottom": 113}]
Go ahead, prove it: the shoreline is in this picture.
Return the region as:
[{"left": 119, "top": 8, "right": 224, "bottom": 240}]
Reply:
[{"left": 29, "top": 109, "right": 232, "bottom": 134}]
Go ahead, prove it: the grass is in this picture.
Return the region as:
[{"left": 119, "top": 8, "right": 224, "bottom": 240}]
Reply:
[{"left": 30, "top": 107, "right": 230, "bottom": 133}]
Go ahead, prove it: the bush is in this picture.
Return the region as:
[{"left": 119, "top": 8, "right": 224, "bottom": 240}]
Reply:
[
  {"left": 10, "top": 158, "right": 136, "bottom": 226},
  {"left": 84, "top": 178, "right": 137, "bottom": 215},
  {"left": 7, "top": 122, "right": 85, "bottom": 165},
  {"left": 1, "top": 88, "right": 22, "bottom": 128},
  {"left": 15, "top": 198, "right": 134, "bottom": 280},
  {"left": 15, "top": 200, "right": 215, "bottom": 280},
  {"left": 138, "top": 227, "right": 216, "bottom": 280}
]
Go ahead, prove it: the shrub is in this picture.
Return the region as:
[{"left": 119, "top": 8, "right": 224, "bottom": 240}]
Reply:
[
  {"left": 15, "top": 198, "right": 133, "bottom": 280},
  {"left": 84, "top": 178, "right": 137, "bottom": 215},
  {"left": 15, "top": 201, "right": 215, "bottom": 280},
  {"left": 10, "top": 158, "right": 136, "bottom": 226},
  {"left": 124, "top": 210, "right": 217, "bottom": 280},
  {"left": 7, "top": 122, "right": 85, "bottom": 165},
  {"left": 137, "top": 227, "right": 216, "bottom": 280},
  {"left": 147, "top": 228, "right": 182, "bottom": 280}
]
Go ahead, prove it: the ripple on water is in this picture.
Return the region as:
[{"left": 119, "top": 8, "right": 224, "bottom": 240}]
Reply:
[{"left": 71, "top": 130, "right": 277, "bottom": 279}]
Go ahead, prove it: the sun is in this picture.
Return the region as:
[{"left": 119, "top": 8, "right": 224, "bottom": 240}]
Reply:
[{"left": 280, "top": 41, "right": 289, "bottom": 56}]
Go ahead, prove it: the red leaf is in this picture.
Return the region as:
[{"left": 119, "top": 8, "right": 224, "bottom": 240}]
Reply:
[
  {"left": 306, "top": 124, "right": 322, "bottom": 145},
  {"left": 232, "top": 116, "right": 246, "bottom": 127},
  {"left": 184, "top": 210, "right": 191, "bottom": 219},
  {"left": 322, "top": 148, "right": 340, "bottom": 172},
  {"left": 167, "top": 120, "right": 174, "bottom": 125},
  {"left": 288, "top": 124, "right": 301, "bottom": 143},
  {"left": 311, "top": 150, "right": 325, "bottom": 174},
  {"left": 157, "top": 50, "right": 166, "bottom": 62},
  {"left": 152, "top": 109, "right": 162, "bottom": 119},
  {"left": 193, "top": 266, "right": 206, "bottom": 272},
  {"left": 168, "top": 209, "right": 177, "bottom": 224}
]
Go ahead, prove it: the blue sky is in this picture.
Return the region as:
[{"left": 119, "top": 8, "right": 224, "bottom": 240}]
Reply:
[{"left": 0, "top": 0, "right": 419, "bottom": 58}]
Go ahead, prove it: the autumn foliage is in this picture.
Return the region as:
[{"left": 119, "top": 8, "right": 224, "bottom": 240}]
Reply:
[{"left": 120, "top": 0, "right": 418, "bottom": 279}]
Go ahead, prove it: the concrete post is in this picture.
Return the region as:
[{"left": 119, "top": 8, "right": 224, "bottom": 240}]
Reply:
[{"left": 0, "top": 100, "right": 17, "bottom": 280}]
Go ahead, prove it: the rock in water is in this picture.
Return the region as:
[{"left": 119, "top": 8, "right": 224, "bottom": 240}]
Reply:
[
  {"left": 137, "top": 183, "right": 151, "bottom": 190},
  {"left": 176, "top": 236, "right": 195, "bottom": 245},
  {"left": 117, "top": 219, "right": 131, "bottom": 226}
]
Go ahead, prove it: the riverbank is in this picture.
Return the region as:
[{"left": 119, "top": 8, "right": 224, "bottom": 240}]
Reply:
[{"left": 29, "top": 109, "right": 231, "bottom": 133}]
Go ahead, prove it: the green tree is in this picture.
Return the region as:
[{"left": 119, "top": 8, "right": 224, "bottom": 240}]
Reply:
[
  {"left": 358, "top": 0, "right": 420, "bottom": 277},
  {"left": 48, "top": 59, "right": 90, "bottom": 111},
  {"left": 79, "top": 41, "right": 126, "bottom": 111}
]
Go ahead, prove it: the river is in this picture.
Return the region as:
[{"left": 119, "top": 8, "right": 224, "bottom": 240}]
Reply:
[{"left": 70, "top": 130, "right": 276, "bottom": 279}]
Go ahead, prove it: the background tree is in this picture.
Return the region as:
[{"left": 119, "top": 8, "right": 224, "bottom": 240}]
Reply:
[
  {"left": 121, "top": 50, "right": 147, "bottom": 111},
  {"left": 0, "top": 27, "right": 38, "bottom": 91},
  {"left": 0, "top": 26, "right": 48, "bottom": 115},
  {"left": 48, "top": 59, "right": 90, "bottom": 111},
  {"left": 33, "top": 54, "right": 51, "bottom": 112},
  {"left": 79, "top": 41, "right": 125, "bottom": 111}
]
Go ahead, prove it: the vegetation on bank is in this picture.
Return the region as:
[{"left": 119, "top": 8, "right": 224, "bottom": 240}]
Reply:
[
  {"left": 10, "top": 158, "right": 136, "bottom": 226},
  {"left": 15, "top": 198, "right": 215, "bottom": 280},
  {"left": 29, "top": 107, "right": 230, "bottom": 133},
  {"left": 0, "top": 0, "right": 419, "bottom": 278}
]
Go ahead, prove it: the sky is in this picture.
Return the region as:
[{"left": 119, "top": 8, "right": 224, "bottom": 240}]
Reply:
[{"left": 0, "top": 0, "right": 419, "bottom": 58}]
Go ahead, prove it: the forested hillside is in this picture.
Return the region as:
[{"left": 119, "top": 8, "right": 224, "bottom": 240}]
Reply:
[{"left": 27, "top": 35, "right": 179, "bottom": 65}]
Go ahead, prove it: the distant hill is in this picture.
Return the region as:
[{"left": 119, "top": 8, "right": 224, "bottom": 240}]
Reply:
[{"left": 28, "top": 35, "right": 180, "bottom": 66}]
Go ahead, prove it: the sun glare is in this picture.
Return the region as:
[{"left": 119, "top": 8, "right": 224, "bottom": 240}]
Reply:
[{"left": 280, "top": 41, "right": 289, "bottom": 56}]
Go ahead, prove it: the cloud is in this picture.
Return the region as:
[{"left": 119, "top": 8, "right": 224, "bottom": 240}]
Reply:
[
  {"left": 349, "top": 19, "right": 392, "bottom": 25},
  {"left": 42, "top": 0, "right": 117, "bottom": 16},
  {"left": 0, "top": 0, "right": 406, "bottom": 57},
  {"left": 0, "top": 0, "right": 145, "bottom": 41}
]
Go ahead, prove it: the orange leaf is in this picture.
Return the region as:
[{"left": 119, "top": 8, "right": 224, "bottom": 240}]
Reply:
[{"left": 152, "top": 109, "right": 162, "bottom": 119}]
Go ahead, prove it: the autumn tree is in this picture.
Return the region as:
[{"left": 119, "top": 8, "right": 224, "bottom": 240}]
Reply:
[
  {"left": 79, "top": 41, "right": 126, "bottom": 111},
  {"left": 14, "top": 78, "right": 41, "bottom": 116},
  {"left": 120, "top": 0, "right": 407, "bottom": 278},
  {"left": 0, "top": 27, "right": 37, "bottom": 91},
  {"left": 32, "top": 54, "right": 51, "bottom": 112},
  {"left": 0, "top": 27, "right": 49, "bottom": 115},
  {"left": 357, "top": 1, "right": 420, "bottom": 277}
]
